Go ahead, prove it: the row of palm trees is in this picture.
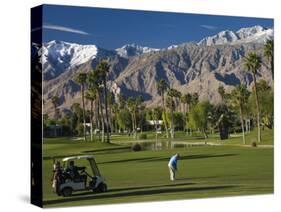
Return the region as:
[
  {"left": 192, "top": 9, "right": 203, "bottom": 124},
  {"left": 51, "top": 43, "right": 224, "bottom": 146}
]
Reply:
[
  {"left": 154, "top": 39, "right": 273, "bottom": 143},
  {"left": 156, "top": 79, "right": 199, "bottom": 139},
  {"left": 242, "top": 39, "right": 273, "bottom": 143},
  {"left": 49, "top": 39, "right": 273, "bottom": 144},
  {"left": 74, "top": 60, "right": 111, "bottom": 142}
]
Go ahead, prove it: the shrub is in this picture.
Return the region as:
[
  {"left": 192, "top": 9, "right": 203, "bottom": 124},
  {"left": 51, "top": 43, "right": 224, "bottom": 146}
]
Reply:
[
  {"left": 131, "top": 143, "right": 142, "bottom": 151},
  {"left": 139, "top": 134, "right": 147, "bottom": 140},
  {"left": 251, "top": 141, "right": 257, "bottom": 147}
]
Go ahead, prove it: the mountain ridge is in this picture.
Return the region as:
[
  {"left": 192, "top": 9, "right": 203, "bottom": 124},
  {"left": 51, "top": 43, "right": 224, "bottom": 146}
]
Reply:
[{"left": 38, "top": 25, "right": 273, "bottom": 116}]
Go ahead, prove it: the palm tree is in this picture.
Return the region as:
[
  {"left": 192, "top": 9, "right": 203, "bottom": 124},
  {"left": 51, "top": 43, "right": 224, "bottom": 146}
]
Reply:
[
  {"left": 85, "top": 88, "right": 97, "bottom": 142},
  {"left": 135, "top": 95, "right": 144, "bottom": 133},
  {"left": 264, "top": 39, "right": 274, "bottom": 80},
  {"left": 231, "top": 85, "right": 250, "bottom": 144},
  {"left": 167, "top": 88, "right": 181, "bottom": 139},
  {"left": 88, "top": 70, "right": 102, "bottom": 142},
  {"left": 97, "top": 61, "right": 111, "bottom": 143},
  {"left": 98, "top": 86, "right": 105, "bottom": 142},
  {"left": 75, "top": 72, "right": 87, "bottom": 141},
  {"left": 111, "top": 102, "right": 119, "bottom": 133},
  {"left": 244, "top": 52, "right": 262, "bottom": 143},
  {"left": 127, "top": 97, "right": 137, "bottom": 137},
  {"left": 181, "top": 93, "right": 192, "bottom": 133},
  {"left": 51, "top": 95, "right": 59, "bottom": 137},
  {"left": 70, "top": 103, "right": 81, "bottom": 135},
  {"left": 156, "top": 79, "right": 169, "bottom": 138},
  {"left": 107, "top": 92, "right": 115, "bottom": 133}
]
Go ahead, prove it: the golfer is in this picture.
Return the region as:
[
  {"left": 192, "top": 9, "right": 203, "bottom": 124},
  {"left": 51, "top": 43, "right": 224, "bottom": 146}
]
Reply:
[{"left": 168, "top": 153, "right": 180, "bottom": 181}]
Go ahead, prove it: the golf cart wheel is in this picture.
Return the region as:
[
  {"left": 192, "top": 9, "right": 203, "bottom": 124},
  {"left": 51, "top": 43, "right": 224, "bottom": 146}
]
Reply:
[
  {"left": 61, "top": 187, "right": 72, "bottom": 197},
  {"left": 97, "top": 183, "right": 107, "bottom": 192}
]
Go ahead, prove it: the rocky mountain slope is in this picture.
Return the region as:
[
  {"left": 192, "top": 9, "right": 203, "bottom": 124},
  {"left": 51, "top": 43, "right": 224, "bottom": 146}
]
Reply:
[{"left": 39, "top": 25, "right": 273, "bottom": 115}]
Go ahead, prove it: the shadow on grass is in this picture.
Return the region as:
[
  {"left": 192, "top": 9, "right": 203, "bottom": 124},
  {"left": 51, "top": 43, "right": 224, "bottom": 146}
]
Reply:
[
  {"left": 98, "top": 156, "right": 160, "bottom": 164},
  {"left": 43, "top": 184, "right": 236, "bottom": 206},
  {"left": 74, "top": 182, "right": 197, "bottom": 196},
  {"left": 43, "top": 146, "right": 131, "bottom": 160},
  {"left": 146, "top": 154, "right": 238, "bottom": 162},
  {"left": 82, "top": 146, "right": 131, "bottom": 154},
  {"left": 97, "top": 154, "right": 238, "bottom": 164}
]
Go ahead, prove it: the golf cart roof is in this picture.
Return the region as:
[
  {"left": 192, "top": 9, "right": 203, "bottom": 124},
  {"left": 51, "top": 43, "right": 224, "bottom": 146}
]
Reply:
[{"left": 62, "top": 155, "right": 94, "bottom": 162}]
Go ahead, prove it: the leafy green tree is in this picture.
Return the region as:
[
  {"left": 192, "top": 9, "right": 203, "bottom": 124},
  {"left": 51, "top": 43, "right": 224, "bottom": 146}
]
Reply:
[
  {"left": 181, "top": 93, "right": 192, "bottom": 132},
  {"left": 127, "top": 96, "right": 144, "bottom": 138},
  {"left": 212, "top": 104, "right": 232, "bottom": 140},
  {"left": 165, "top": 112, "right": 184, "bottom": 130},
  {"left": 60, "top": 113, "right": 72, "bottom": 136},
  {"left": 189, "top": 101, "right": 212, "bottom": 139},
  {"left": 244, "top": 52, "right": 262, "bottom": 143},
  {"left": 70, "top": 103, "right": 81, "bottom": 135},
  {"left": 157, "top": 79, "right": 169, "bottom": 138},
  {"left": 264, "top": 39, "right": 274, "bottom": 80},
  {"left": 167, "top": 88, "right": 181, "bottom": 138},
  {"left": 191, "top": 93, "right": 199, "bottom": 106},
  {"left": 249, "top": 80, "right": 273, "bottom": 129},
  {"left": 117, "top": 108, "right": 131, "bottom": 131},
  {"left": 152, "top": 107, "right": 163, "bottom": 140},
  {"left": 75, "top": 72, "right": 87, "bottom": 141},
  {"left": 230, "top": 85, "right": 250, "bottom": 144}
]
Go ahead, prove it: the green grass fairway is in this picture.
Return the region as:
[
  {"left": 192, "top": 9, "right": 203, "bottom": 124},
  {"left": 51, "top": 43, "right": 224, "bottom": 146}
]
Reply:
[{"left": 42, "top": 130, "right": 273, "bottom": 208}]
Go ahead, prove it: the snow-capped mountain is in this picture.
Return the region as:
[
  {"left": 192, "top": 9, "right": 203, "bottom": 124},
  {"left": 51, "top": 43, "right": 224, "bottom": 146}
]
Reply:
[
  {"left": 41, "top": 25, "right": 273, "bottom": 115},
  {"left": 167, "top": 44, "right": 179, "bottom": 50},
  {"left": 40, "top": 26, "right": 273, "bottom": 82},
  {"left": 115, "top": 43, "right": 160, "bottom": 58},
  {"left": 42, "top": 40, "right": 98, "bottom": 80},
  {"left": 198, "top": 25, "right": 273, "bottom": 46}
]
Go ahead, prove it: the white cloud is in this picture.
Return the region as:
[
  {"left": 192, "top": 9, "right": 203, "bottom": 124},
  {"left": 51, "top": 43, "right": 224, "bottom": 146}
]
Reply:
[
  {"left": 42, "top": 23, "right": 89, "bottom": 35},
  {"left": 200, "top": 24, "right": 218, "bottom": 30}
]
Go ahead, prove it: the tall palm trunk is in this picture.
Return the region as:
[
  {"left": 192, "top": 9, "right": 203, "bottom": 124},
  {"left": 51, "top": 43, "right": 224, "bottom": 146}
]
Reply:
[
  {"left": 253, "top": 74, "right": 261, "bottom": 143},
  {"left": 203, "top": 129, "right": 208, "bottom": 144},
  {"left": 161, "top": 93, "right": 169, "bottom": 138},
  {"left": 81, "top": 85, "right": 86, "bottom": 141},
  {"left": 90, "top": 100, "right": 93, "bottom": 142},
  {"left": 96, "top": 98, "right": 101, "bottom": 141},
  {"left": 109, "top": 107, "right": 114, "bottom": 133},
  {"left": 239, "top": 104, "right": 246, "bottom": 144},
  {"left": 103, "top": 81, "right": 110, "bottom": 143},
  {"left": 170, "top": 102, "right": 175, "bottom": 139},
  {"left": 134, "top": 111, "right": 137, "bottom": 139},
  {"left": 99, "top": 93, "right": 105, "bottom": 143}
]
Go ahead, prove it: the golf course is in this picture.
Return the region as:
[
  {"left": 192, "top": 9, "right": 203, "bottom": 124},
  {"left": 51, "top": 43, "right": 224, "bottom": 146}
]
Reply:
[{"left": 42, "top": 128, "right": 273, "bottom": 208}]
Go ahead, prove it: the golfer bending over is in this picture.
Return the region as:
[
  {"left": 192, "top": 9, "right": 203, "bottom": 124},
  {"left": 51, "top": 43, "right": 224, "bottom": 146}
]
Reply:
[{"left": 168, "top": 153, "right": 180, "bottom": 181}]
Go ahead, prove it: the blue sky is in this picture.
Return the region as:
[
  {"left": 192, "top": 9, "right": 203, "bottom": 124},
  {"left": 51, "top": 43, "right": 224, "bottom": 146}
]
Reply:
[{"left": 41, "top": 4, "right": 273, "bottom": 49}]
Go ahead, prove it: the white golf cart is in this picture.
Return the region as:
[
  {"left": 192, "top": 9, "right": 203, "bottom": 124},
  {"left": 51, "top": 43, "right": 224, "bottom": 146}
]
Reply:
[{"left": 52, "top": 155, "right": 107, "bottom": 197}]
